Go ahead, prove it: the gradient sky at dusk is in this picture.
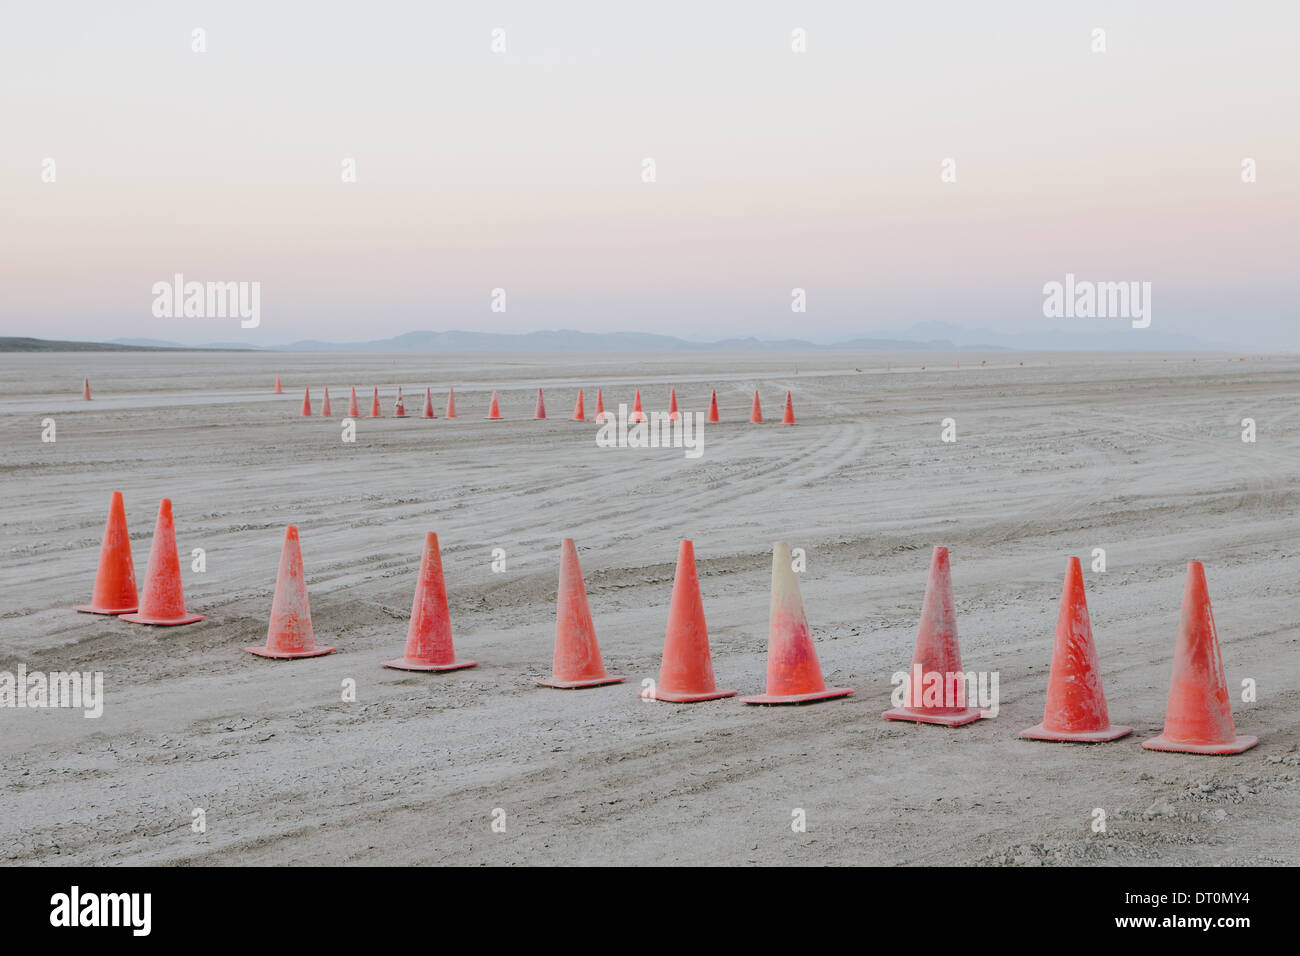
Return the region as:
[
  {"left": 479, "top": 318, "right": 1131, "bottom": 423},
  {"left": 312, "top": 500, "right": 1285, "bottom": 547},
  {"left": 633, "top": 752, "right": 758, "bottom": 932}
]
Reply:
[{"left": 2, "top": 1, "right": 1297, "bottom": 346}]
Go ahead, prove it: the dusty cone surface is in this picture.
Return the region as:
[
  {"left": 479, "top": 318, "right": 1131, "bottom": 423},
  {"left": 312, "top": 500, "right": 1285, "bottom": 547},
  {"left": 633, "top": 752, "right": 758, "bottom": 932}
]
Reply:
[
  {"left": 487, "top": 390, "right": 502, "bottom": 419},
  {"left": 1019, "top": 558, "right": 1131, "bottom": 743},
  {"left": 121, "top": 499, "right": 204, "bottom": 626},
  {"left": 630, "top": 389, "right": 646, "bottom": 423},
  {"left": 882, "top": 546, "right": 986, "bottom": 726},
  {"left": 537, "top": 539, "right": 624, "bottom": 688},
  {"left": 534, "top": 388, "right": 547, "bottom": 419},
  {"left": 707, "top": 390, "right": 719, "bottom": 422},
  {"left": 741, "top": 542, "right": 852, "bottom": 705},
  {"left": 300, "top": 387, "right": 312, "bottom": 416},
  {"left": 422, "top": 387, "right": 435, "bottom": 418},
  {"left": 370, "top": 387, "right": 382, "bottom": 417},
  {"left": 446, "top": 388, "right": 457, "bottom": 418},
  {"left": 347, "top": 386, "right": 360, "bottom": 417},
  {"left": 246, "top": 526, "right": 334, "bottom": 658},
  {"left": 571, "top": 389, "right": 585, "bottom": 421},
  {"left": 74, "top": 490, "right": 138, "bottom": 615},
  {"left": 1142, "top": 562, "right": 1258, "bottom": 755},
  {"left": 321, "top": 387, "right": 332, "bottom": 417},
  {"left": 273, "top": 376, "right": 282, "bottom": 394},
  {"left": 83, "top": 378, "right": 91, "bottom": 400},
  {"left": 668, "top": 389, "right": 680, "bottom": 422},
  {"left": 641, "top": 541, "right": 736, "bottom": 703},
  {"left": 383, "top": 532, "right": 475, "bottom": 671},
  {"left": 749, "top": 390, "right": 763, "bottom": 423},
  {"left": 393, "top": 387, "right": 406, "bottom": 417},
  {"left": 782, "top": 391, "right": 796, "bottom": 425},
  {"left": 594, "top": 389, "right": 607, "bottom": 423}
]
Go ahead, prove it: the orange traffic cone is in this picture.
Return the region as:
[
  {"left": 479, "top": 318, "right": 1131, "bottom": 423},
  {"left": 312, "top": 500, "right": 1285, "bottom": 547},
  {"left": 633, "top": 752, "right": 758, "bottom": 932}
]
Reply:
[
  {"left": 1142, "top": 562, "right": 1258, "bottom": 755},
  {"left": 321, "top": 387, "right": 332, "bottom": 417},
  {"left": 273, "top": 376, "right": 282, "bottom": 394},
  {"left": 487, "top": 390, "right": 502, "bottom": 419},
  {"left": 347, "top": 386, "right": 360, "bottom": 417},
  {"left": 641, "top": 541, "right": 736, "bottom": 702},
  {"left": 749, "top": 390, "right": 763, "bottom": 423},
  {"left": 707, "top": 390, "right": 719, "bottom": 423},
  {"left": 1020, "top": 558, "right": 1131, "bottom": 743},
  {"left": 571, "top": 389, "right": 585, "bottom": 421},
  {"left": 534, "top": 388, "right": 547, "bottom": 419},
  {"left": 120, "top": 499, "right": 204, "bottom": 626},
  {"left": 446, "top": 388, "right": 458, "bottom": 418},
  {"left": 781, "top": 391, "right": 796, "bottom": 425},
  {"left": 382, "top": 532, "right": 476, "bottom": 672},
  {"left": 393, "top": 387, "right": 407, "bottom": 417},
  {"left": 594, "top": 389, "right": 608, "bottom": 423},
  {"left": 668, "top": 389, "right": 681, "bottom": 422},
  {"left": 74, "top": 490, "right": 138, "bottom": 615},
  {"left": 300, "top": 387, "right": 312, "bottom": 416},
  {"left": 882, "top": 546, "right": 986, "bottom": 726},
  {"left": 369, "top": 387, "right": 383, "bottom": 417},
  {"left": 245, "top": 526, "right": 334, "bottom": 658},
  {"left": 83, "top": 378, "right": 92, "bottom": 400},
  {"left": 741, "top": 542, "right": 853, "bottom": 705},
  {"left": 422, "top": 387, "right": 435, "bottom": 418},
  {"left": 537, "top": 539, "right": 624, "bottom": 689},
  {"left": 629, "top": 389, "right": 646, "bottom": 423}
]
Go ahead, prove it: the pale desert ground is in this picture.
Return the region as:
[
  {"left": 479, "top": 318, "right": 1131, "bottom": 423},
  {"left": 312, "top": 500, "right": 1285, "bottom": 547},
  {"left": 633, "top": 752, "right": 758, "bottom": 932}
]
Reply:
[{"left": 1, "top": 349, "right": 1296, "bottom": 866}]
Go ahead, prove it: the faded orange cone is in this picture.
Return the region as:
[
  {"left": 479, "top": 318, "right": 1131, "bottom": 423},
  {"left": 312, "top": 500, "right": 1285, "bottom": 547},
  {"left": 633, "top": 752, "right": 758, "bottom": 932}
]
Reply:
[
  {"left": 245, "top": 526, "right": 334, "bottom": 658},
  {"left": 382, "top": 532, "right": 476, "bottom": 672},
  {"left": 422, "top": 387, "right": 435, "bottom": 418},
  {"left": 393, "top": 387, "right": 407, "bottom": 417},
  {"left": 83, "top": 378, "right": 92, "bottom": 400},
  {"left": 321, "top": 387, "right": 332, "bottom": 417},
  {"left": 707, "top": 389, "right": 719, "bottom": 423},
  {"left": 74, "top": 490, "right": 138, "bottom": 615},
  {"left": 594, "top": 389, "right": 608, "bottom": 423},
  {"left": 537, "top": 539, "right": 624, "bottom": 689},
  {"left": 534, "top": 388, "right": 547, "bottom": 419},
  {"left": 749, "top": 390, "right": 763, "bottom": 423},
  {"left": 882, "top": 546, "right": 986, "bottom": 726},
  {"left": 369, "top": 387, "right": 383, "bottom": 417},
  {"left": 487, "top": 390, "right": 502, "bottom": 419},
  {"left": 571, "top": 389, "right": 585, "bottom": 421},
  {"left": 641, "top": 541, "right": 736, "bottom": 702},
  {"left": 121, "top": 499, "right": 204, "bottom": 626},
  {"left": 781, "top": 391, "right": 796, "bottom": 425},
  {"left": 1020, "top": 558, "right": 1131, "bottom": 743},
  {"left": 301, "top": 387, "right": 312, "bottom": 416},
  {"left": 629, "top": 389, "right": 646, "bottom": 423},
  {"left": 1142, "top": 562, "right": 1258, "bottom": 755},
  {"left": 445, "top": 388, "right": 458, "bottom": 418},
  {"left": 347, "top": 386, "right": 360, "bottom": 417},
  {"left": 273, "top": 376, "right": 282, "bottom": 394},
  {"left": 668, "top": 389, "right": 680, "bottom": 422},
  {"left": 741, "top": 542, "right": 852, "bottom": 705}
]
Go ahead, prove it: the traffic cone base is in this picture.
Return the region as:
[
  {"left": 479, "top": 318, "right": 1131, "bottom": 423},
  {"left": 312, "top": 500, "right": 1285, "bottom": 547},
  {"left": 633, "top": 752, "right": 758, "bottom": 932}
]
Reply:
[
  {"left": 1140, "top": 733, "right": 1258, "bottom": 755},
  {"left": 247, "top": 644, "right": 335, "bottom": 660},
  {"left": 382, "top": 656, "right": 475, "bottom": 672},
  {"left": 536, "top": 674, "right": 625, "bottom": 690},
  {"left": 640, "top": 686, "right": 737, "bottom": 703},
  {"left": 122, "top": 608, "right": 205, "bottom": 626},
  {"left": 74, "top": 602, "right": 135, "bottom": 615},
  {"left": 742, "top": 687, "right": 853, "bottom": 706},
  {"left": 1020, "top": 721, "right": 1132, "bottom": 744},
  {"left": 882, "top": 705, "right": 985, "bottom": 727}
]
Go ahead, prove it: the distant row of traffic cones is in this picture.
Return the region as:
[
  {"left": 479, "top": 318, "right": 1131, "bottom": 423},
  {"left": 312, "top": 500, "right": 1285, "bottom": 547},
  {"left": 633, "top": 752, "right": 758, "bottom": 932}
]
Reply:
[
  {"left": 74, "top": 494, "right": 1257, "bottom": 754},
  {"left": 291, "top": 383, "right": 798, "bottom": 424}
]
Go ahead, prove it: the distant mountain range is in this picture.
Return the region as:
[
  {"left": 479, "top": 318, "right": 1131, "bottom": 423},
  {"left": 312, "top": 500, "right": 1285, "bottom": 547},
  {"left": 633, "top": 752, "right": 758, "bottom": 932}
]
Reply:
[{"left": 0, "top": 323, "right": 1235, "bottom": 352}]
